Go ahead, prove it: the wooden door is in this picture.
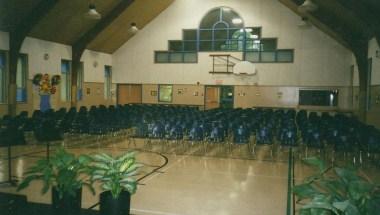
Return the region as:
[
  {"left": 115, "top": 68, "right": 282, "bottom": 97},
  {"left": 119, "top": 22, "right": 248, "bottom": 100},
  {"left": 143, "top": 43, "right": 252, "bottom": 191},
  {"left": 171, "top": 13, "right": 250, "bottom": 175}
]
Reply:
[
  {"left": 205, "top": 86, "right": 220, "bottom": 110},
  {"left": 117, "top": 84, "right": 142, "bottom": 105}
]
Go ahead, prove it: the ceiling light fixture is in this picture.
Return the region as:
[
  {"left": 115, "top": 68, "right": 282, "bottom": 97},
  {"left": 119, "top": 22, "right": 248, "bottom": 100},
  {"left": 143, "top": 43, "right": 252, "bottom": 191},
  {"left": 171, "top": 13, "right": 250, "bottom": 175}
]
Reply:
[
  {"left": 85, "top": 3, "right": 101, "bottom": 20},
  {"left": 232, "top": 18, "right": 243, "bottom": 24},
  {"left": 298, "top": 17, "right": 312, "bottom": 29},
  {"left": 129, "top": 22, "right": 139, "bottom": 34},
  {"left": 298, "top": 0, "right": 318, "bottom": 13}
]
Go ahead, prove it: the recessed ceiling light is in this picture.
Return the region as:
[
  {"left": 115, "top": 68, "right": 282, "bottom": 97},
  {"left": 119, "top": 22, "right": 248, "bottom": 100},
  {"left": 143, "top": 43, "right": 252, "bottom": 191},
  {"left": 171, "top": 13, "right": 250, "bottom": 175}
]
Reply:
[
  {"left": 298, "top": 0, "right": 318, "bottom": 13},
  {"left": 250, "top": 35, "right": 259, "bottom": 39},
  {"left": 85, "top": 3, "right": 101, "bottom": 20},
  {"left": 254, "top": 40, "right": 260, "bottom": 44},
  {"left": 232, "top": 18, "right": 243, "bottom": 24}
]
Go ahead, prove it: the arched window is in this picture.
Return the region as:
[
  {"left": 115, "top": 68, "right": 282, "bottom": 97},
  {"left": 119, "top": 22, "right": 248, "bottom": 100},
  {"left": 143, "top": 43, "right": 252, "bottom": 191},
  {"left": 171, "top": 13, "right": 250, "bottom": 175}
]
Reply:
[
  {"left": 199, "top": 7, "right": 249, "bottom": 51},
  {"left": 155, "top": 6, "right": 294, "bottom": 64}
]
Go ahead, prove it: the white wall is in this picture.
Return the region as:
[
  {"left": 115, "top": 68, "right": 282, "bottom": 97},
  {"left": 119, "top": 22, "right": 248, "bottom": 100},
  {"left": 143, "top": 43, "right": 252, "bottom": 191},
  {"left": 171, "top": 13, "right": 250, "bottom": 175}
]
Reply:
[
  {"left": 0, "top": 32, "right": 112, "bottom": 83},
  {"left": 0, "top": 31, "right": 114, "bottom": 115},
  {"left": 113, "top": 0, "right": 352, "bottom": 87},
  {"left": 368, "top": 38, "right": 380, "bottom": 85}
]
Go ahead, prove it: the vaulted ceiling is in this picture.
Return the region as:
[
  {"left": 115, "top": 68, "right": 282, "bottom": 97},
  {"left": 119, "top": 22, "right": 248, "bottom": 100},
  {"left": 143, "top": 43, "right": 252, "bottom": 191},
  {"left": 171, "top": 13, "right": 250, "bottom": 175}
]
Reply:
[
  {"left": 0, "top": 0, "right": 379, "bottom": 54},
  {"left": 0, "top": 0, "right": 174, "bottom": 54},
  {"left": 279, "top": 0, "right": 380, "bottom": 51}
]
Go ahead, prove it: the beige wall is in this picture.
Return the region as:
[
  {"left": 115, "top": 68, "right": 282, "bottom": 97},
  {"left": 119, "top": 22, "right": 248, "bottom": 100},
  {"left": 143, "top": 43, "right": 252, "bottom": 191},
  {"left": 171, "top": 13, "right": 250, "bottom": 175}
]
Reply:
[
  {"left": 141, "top": 84, "right": 204, "bottom": 106},
  {"left": 366, "top": 85, "right": 380, "bottom": 128},
  {"left": 113, "top": 0, "right": 352, "bottom": 87},
  {"left": 234, "top": 85, "right": 352, "bottom": 110},
  {"left": 0, "top": 32, "right": 114, "bottom": 117}
]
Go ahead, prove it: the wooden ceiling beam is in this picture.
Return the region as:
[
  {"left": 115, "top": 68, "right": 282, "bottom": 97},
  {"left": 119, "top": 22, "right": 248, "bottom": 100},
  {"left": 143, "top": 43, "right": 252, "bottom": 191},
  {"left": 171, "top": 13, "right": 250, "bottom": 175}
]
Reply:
[
  {"left": 8, "top": 0, "right": 59, "bottom": 116},
  {"left": 70, "top": 0, "right": 135, "bottom": 107},
  {"left": 278, "top": 0, "right": 352, "bottom": 50},
  {"left": 335, "top": 0, "right": 380, "bottom": 43}
]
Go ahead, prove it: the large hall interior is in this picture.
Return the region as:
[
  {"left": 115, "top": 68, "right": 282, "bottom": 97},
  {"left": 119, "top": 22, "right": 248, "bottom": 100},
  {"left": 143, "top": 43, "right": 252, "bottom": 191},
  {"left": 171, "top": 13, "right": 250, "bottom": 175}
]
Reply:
[{"left": 0, "top": 0, "right": 380, "bottom": 215}]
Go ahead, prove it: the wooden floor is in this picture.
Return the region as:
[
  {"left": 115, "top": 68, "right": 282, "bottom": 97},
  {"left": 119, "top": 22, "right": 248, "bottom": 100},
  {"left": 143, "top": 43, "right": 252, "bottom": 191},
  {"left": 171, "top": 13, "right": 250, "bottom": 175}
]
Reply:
[{"left": 0, "top": 133, "right": 379, "bottom": 215}]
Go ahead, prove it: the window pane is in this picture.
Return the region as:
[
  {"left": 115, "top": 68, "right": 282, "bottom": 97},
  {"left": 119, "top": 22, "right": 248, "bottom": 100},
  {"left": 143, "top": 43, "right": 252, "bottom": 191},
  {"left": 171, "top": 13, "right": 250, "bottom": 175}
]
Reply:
[
  {"left": 199, "top": 41, "right": 212, "bottom": 51},
  {"left": 245, "top": 52, "right": 260, "bottom": 62},
  {"left": 183, "top": 41, "right": 197, "bottom": 51},
  {"left": 61, "top": 60, "right": 71, "bottom": 102},
  {"left": 260, "top": 39, "right": 277, "bottom": 51},
  {"left": 77, "top": 62, "right": 84, "bottom": 101},
  {"left": 183, "top": 29, "right": 197, "bottom": 40},
  {"left": 214, "top": 40, "right": 229, "bottom": 51},
  {"left": 200, "top": 8, "right": 220, "bottom": 29},
  {"left": 200, "top": 30, "right": 213, "bottom": 40},
  {"left": 245, "top": 39, "right": 261, "bottom": 51},
  {"left": 214, "top": 29, "right": 228, "bottom": 40},
  {"left": 261, "top": 51, "right": 276, "bottom": 62},
  {"left": 169, "top": 41, "right": 183, "bottom": 51},
  {"left": 104, "top": 66, "right": 112, "bottom": 100},
  {"left": 0, "top": 52, "right": 6, "bottom": 103},
  {"left": 159, "top": 85, "right": 173, "bottom": 102},
  {"left": 170, "top": 52, "right": 183, "bottom": 63},
  {"left": 299, "top": 90, "right": 339, "bottom": 106},
  {"left": 277, "top": 50, "right": 294, "bottom": 62},
  {"left": 155, "top": 52, "right": 169, "bottom": 63},
  {"left": 16, "top": 54, "right": 27, "bottom": 102},
  {"left": 184, "top": 53, "right": 197, "bottom": 63}
]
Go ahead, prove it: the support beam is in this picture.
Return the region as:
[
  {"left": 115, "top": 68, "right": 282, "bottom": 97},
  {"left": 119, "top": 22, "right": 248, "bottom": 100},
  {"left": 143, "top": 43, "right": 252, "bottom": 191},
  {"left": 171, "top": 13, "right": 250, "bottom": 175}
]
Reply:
[
  {"left": 70, "top": 0, "right": 134, "bottom": 108},
  {"left": 353, "top": 43, "right": 369, "bottom": 121},
  {"left": 7, "top": 0, "right": 59, "bottom": 116},
  {"left": 278, "top": 0, "right": 351, "bottom": 49}
]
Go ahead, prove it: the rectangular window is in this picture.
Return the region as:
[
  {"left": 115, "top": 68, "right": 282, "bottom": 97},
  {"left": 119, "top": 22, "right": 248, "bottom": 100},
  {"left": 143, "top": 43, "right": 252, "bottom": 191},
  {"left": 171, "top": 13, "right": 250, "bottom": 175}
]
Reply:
[
  {"left": 104, "top": 65, "right": 112, "bottom": 100},
  {"left": 158, "top": 85, "right": 173, "bottom": 103},
  {"left": 16, "top": 54, "right": 28, "bottom": 102},
  {"left": 155, "top": 51, "right": 170, "bottom": 63},
  {"left": 61, "top": 60, "right": 71, "bottom": 102},
  {"left": 77, "top": 62, "right": 84, "bottom": 101},
  {"left": 260, "top": 38, "right": 277, "bottom": 51},
  {"left": 299, "top": 89, "right": 339, "bottom": 107},
  {"left": 261, "top": 51, "right": 276, "bottom": 62},
  {"left": 277, "top": 50, "right": 294, "bottom": 62},
  {"left": 155, "top": 51, "right": 197, "bottom": 63},
  {"left": 0, "top": 51, "right": 6, "bottom": 103},
  {"left": 245, "top": 51, "right": 260, "bottom": 62},
  {"left": 183, "top": 52, "right": 197, "bottom": 63},
  {"left": 183, "top": 41, "right": 197, "bottom": 51},
  {"left": 183, "top": 29, "right": 197, "bottom": 40},
  {"left": 169, "top": 40, "right": 183, "bottom": 51}
]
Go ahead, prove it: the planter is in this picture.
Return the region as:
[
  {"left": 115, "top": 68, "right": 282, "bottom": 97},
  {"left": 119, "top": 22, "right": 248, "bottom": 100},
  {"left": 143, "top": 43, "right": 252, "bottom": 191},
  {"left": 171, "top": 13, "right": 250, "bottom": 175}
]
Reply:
[
  {"left": 40, "top": 94, "right": 51, "bottom": 112},
  {"left": 99, "top": 191, "right": 131, "bottom": 215},
  {"left": 52, "top": 187, "right": 82, "bottom": 215}
]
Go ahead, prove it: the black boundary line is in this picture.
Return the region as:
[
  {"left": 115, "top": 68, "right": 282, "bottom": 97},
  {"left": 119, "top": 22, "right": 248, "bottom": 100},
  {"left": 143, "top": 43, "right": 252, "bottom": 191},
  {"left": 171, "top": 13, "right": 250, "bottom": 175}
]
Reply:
[{"left": 286, "top": 148, "right": 294, "bottom": 215}]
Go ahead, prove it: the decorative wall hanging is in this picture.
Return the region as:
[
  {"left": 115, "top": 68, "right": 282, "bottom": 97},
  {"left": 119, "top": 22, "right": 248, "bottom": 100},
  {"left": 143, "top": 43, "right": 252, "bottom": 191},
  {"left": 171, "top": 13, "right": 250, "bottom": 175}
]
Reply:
[{"left": 32, "top": 73, "right": 61, "bottom": 112}]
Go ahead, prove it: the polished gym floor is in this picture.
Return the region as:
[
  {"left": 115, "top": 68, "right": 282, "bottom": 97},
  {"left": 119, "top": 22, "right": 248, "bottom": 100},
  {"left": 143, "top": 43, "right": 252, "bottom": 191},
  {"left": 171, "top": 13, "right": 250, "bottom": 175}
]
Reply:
[{"left": 0, "top": 134, "right": 378, "bottom": 215}]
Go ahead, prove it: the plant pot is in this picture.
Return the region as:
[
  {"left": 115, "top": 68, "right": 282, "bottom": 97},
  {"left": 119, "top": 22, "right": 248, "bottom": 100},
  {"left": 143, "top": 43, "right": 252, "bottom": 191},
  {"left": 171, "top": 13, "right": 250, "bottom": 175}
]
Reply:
[
  {"left": 40, "top": 94, "right": 51, "bottom": 112},
  {"left": 52, "top": 187, "right": 82, "bottom": 215},
  {"left": 99, "top": 191, "right": 131, "bottom": 215}
]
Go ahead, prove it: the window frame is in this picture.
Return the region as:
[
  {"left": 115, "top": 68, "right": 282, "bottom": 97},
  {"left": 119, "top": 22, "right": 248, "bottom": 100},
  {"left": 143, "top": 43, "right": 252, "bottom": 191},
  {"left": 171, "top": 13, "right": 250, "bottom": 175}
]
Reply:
[
  {"left": 0, "top": 50, "right": 8, "bottom": 104},
  {"left": 60, "top": 59, "right": 72, "bottom": 102},
  {"left": 158, "top": 84, "right": 173, "bottom": 103},
  {"left": 104, "top": 65, "right": 112, "bottom": 100},
  {"left": 16, "top": 53, "right": 28, "bottom": 103}
]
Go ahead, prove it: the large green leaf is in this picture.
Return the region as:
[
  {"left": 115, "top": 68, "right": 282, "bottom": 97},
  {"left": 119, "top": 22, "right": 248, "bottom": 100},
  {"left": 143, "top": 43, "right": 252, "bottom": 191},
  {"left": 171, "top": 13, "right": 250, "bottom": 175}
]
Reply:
[
  {"left": 334, "top": 168, "right": 359, "bottom": 185},
  {"left": 294, "top": 184, "right": 320, "bottom": 200},
  {"left": 303, "top": 157, "right": 327, "bottom": 173},
  {"left": 348, "top": 181, "right": 374, "bottom": 201}
]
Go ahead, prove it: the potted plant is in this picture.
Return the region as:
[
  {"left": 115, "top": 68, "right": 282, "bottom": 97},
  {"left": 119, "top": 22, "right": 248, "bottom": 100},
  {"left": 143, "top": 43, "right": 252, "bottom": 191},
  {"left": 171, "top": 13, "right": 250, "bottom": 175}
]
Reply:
[
  {"left": 89, "top": 151, "right": 142, "bottom": 215},
  {"left": 17, "top": 147, "right": 94, "bottom": 215},
  {"left": 293, "top": 157, "right": 380, "bottom": 215}
]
